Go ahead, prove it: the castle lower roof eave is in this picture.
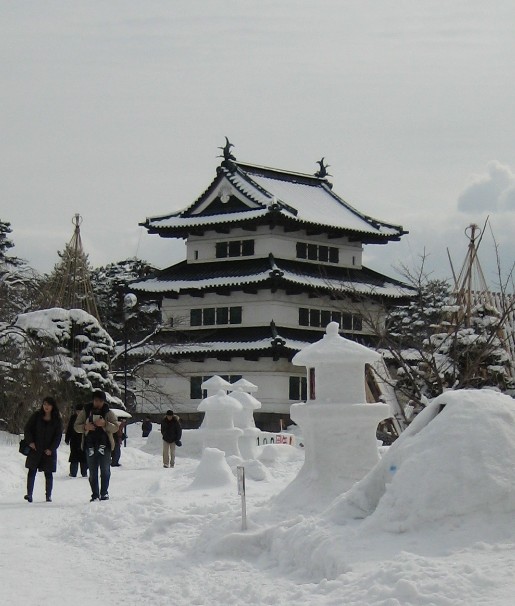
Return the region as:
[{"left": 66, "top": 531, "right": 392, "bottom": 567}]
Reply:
[
  {"left": 131, "top": 268, "right": 416, "bottom": 300},
  {"left": 139, "top": 211, "right": 406, "bottom": 243},
  {"left": 122, "top": 325, "right": 380, "bottom": 360},
  {"left": 124, "top": 337, "right": 305, "bottom": 360}
]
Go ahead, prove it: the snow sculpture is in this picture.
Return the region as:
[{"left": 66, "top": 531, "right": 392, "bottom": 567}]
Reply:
[
  {"left": 230, "top": 378, "right": 262, "bottom": 459},
  {"left": 197, "top": 380, "right": 243, "bottom": 457},
  {"left": 279, "top": 322, "right": 390, "bottom": 510},
  {"left": 201, "top": 375, "right": 232, "bottom": 396}
]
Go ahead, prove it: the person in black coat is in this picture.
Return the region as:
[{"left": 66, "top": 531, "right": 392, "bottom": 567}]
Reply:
[
  {"left": 24, "top": 396, "right": 63, "bottom": 503},
  {"left": 141, "top": 417, "right": 152, "bottom": 438},
  {"left": 161, "top": 410, "right": 182, "bottom": 468},
  {"left": 111, "top": 419, "right": 126, "bottom": 467},
  {"left": 65, "top": 404, "right": 87, "bottom": 477}
]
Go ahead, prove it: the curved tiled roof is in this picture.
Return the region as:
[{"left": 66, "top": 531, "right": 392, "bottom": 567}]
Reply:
[
  {"left": 130, "top": 256, "right": 416, "bottom": 299},
  {"left": 140, "top": 160, "right": 407, "bottom": 242},
  {"left": 123, "top": 324, "right": 378, "bottom": 360}
]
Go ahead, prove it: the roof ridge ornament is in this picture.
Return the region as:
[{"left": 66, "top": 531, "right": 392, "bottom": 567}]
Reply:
[
  {"left": 314, "top": 157, "right": 331, "bottom": 179},
  {"left": 218, "top": 136, "right": 236, "bottom": 167}
]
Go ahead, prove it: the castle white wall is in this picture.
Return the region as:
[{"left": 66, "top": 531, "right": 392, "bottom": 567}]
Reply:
[
  {"left": 135, "top": 357, "right": 302, "bottom": 416},
  {"left": 161, "top": 289, "right": 382, "bottom": 334},
  {"left": 186, "top": 226, "right": 363, "bottom": 268}
]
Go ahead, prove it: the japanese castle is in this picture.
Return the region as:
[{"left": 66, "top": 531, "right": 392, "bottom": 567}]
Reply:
[{"left": 130, "top": 141, "right": 414, "bottom": 429}]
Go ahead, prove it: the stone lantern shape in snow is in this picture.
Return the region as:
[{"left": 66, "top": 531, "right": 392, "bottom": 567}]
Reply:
[
  {"left": 230, "top": 378, "right": 262, "bottom": 459},
  {"left": 197, "top": 384, "right": 243, "bottom": 457},
  {"left": 201, "top": 375, "right": 232, "bottom": 397},
  {"left": 231, "top": 377, "right": 258, "bottom": 395},
  {"left": 279, "top": 322, "right": 391, "bottom": 510}
]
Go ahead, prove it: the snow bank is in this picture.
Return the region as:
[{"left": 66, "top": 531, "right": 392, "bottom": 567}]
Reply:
[{"left": 328, "top": 389, "right": 515, "bottom": 531}]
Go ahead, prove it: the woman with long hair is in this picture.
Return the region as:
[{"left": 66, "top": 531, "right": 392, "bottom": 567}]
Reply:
[{"left": 23, "top": 396, "right": 63, "bottom": 503}]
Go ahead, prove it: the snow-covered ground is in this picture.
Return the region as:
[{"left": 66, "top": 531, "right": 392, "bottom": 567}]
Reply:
[{"left": 2, "top": 389, "right": 515, "bottom": 605}]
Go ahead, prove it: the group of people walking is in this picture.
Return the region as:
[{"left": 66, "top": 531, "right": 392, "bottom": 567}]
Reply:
[{"left": 22, "top": 392, "right": 182, "bottom": 503}]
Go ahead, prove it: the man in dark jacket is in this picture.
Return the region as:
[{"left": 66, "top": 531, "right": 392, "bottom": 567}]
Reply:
[
  {"left": 141, "top": 417, "right": 152, "bottom": 437},
  {"left": 161, "top": 410, "right": 182, "bottom": 468},
  {"left": 74, "top": 390, "right": 119, "bottom": 501},
  {"left": 65, "top": 403, "right": 87, "bottom": 477}
]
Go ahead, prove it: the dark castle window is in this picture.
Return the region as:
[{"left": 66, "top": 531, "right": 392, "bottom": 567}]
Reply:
[
  {"left": 229, "top": 306, "right": 242, "bottom": 324},
  {"left": 203, "top": 307, "right": 216, "bottom": 325},
  {"left": 190, "top": 308, "right": 202, "bottom": 326},
  {"left": 216, "top": 307, "right": 229, "bottom": 324},
  {"left": 190, "top": 306, "right": 242, "bottom": 327},
  {"left": 215, "top": 242, "right": 226, "bottom": 258},
  {"left": 241, "top": 240, "right": 254, "bottom": 256},
  {"left": 299, "top": 307, "right": 362, "bottom": 331},
  {"left": 216, "top": 240, "right": 254, "bottom": 258},
  {"left": 296, "top": 242, "right": 339, "bottom": 264},
  {"left": 299, "top": 307, "right": 309, "bottom": 326},
  {"left": 289, "top": 376, "right": 307, "bottom": 401}
]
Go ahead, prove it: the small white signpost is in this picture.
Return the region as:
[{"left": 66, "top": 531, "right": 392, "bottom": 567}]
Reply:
[{"left": 236, "top": 465, "right": 247, "bottom": 531}]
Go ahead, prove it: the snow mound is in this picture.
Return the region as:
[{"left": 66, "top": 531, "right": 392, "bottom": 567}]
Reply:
[
  {"left": 257, "top": 443, "right": 301, "bottom": 465},
  {"left": 328, "top": 389, "right": 515, "bottom": 532},
  {"left": 241, "top": 459, "right": 270, "bottom": 481},
  {"left": 189, "top": 447, "right": 235, "bottom": 489}
]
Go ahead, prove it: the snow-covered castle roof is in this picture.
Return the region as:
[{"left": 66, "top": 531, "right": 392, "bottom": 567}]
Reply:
[
  {"left": 140, "top": 159, "right": 407, "bottom": 243},
  {"left": 131, "top": 254, "right": 414, "bottom": 299}
]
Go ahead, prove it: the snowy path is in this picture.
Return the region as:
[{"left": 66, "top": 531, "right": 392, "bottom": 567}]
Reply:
[
  {"left": 0, "top": 435, "right": 315, "bottom": 606},
  {"left": 3, "top": 426, "right": 515, "bottom": 605}
]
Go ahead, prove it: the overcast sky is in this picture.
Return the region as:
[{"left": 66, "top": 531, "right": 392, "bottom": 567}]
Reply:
[{"left": 2, "top": 1, "right": 514, "bottom": 290}]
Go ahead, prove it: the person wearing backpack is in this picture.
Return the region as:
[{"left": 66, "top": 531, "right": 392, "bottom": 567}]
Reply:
[{"left": 74, "top": 390, "right": 119, "bottom": 501}]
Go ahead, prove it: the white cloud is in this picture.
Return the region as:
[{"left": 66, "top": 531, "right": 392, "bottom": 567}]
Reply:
[
  {"left": 458, "top": 161, "right": 515, "bottom": 213},
  {"left": 500, "top": 185, "right": 515, "bottom": 211}
]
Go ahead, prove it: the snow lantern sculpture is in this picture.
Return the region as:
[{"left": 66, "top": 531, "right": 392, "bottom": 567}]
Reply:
[
  {"left": 283, "top": 322, "right": 390, "bottom": 509},
  {"left": 197, "top": 377, "right": 243, "bottom": 457},
  {"left": 201, "top": 375, "right": 232, "bottom": 396},
  {"left": 230, "top": 378, "right": 262, "bottom": 459}
]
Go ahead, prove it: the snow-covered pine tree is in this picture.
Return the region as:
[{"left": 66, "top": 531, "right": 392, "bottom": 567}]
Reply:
[
  {"left": 432, "top": 298, "right": 514, "bottom": 391},
  {"left": 0, "top": 308, "right": 121, "bottom": 432},
  {"left": 384, "top": 277, "right": 514, "bottom": 407},
  {"left": 0, "top": 219, "right": 41, "bottom": 323},
  {"left": 383, "top": 279, "right": 452, "bottom": 403},
  {"left": 0, "top": 220, "right": 18, "bottom": 264},
  {"left": 387, "top": 279, "right": 451, "bottom": 348},
  {"left": 91, "top": 258, "right": 161, "bottom": 341},
  {"left": 40, "top": 243, "right": 99, "bottom": 319}
]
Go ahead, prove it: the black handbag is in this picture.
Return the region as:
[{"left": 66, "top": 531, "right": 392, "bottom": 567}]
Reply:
[{"left": 19, "top": 439, "right": 31, "bottom": 456}]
